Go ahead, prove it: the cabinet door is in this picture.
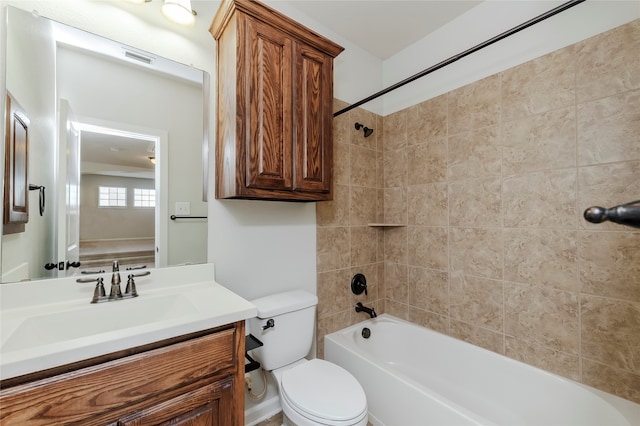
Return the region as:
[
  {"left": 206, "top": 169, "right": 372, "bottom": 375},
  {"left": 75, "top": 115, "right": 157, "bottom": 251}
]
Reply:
[
  {"left": 118, "top": 378, "right": 235, "bottom": 426},
  {"left": 244, "top": 17, "right": 293, "bottom": 191},
  {"left": 0, "top": 328, "right": 239, "bottom": 425},
  {"left": 293, "top": 43, "right": 333, "bottom": 195}
]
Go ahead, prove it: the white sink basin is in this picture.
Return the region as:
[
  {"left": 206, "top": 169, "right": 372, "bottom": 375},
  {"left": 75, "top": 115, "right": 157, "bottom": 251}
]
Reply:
[
  {"left": 0, "top": 264, "right": 257, "bottom": 381},
  {"left": 2, "top": 293, "right": 196, "bottom": 353}
]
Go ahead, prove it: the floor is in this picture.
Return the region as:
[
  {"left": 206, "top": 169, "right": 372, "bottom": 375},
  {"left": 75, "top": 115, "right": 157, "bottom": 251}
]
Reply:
[
  {"left": 79, "top": 238, "right": 155, "bottom": 256},
  {"left": 256, "top": 412, "right": 282, "bottom": 426},
  {"left": 79, "top": 238, "right": 155, "bottom": 271},
  {"left": 255, "top": 412, "right": 373, "bottom": 426}
]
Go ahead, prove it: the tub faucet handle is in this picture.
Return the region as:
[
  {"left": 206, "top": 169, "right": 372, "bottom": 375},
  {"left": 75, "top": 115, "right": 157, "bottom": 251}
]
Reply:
[{"left": 351, "top": 273, "right": 368, "bottom": 296}]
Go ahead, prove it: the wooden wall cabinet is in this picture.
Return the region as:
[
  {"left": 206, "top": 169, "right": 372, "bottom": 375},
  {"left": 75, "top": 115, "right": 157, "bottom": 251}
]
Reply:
[
  {"left": 210, "top": 0, "right": 343, "bottom": 201},
  {"left": 0, "top": 322, "right": 245, "bottom": 426}
]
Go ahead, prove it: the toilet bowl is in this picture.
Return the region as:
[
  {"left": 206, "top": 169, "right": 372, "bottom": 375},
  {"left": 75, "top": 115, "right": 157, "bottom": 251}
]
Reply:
[
  {"left": 272, "top": 359, "right": 368, "bottom": 426},
  {"left": 249, "top": 290, "right": 368, "bottom": 426}
]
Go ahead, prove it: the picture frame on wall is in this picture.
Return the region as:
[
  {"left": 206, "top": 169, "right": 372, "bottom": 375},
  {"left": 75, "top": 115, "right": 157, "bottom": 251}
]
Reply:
[{"left": 3, "top": 92, "right": 30, "bottom": 235}]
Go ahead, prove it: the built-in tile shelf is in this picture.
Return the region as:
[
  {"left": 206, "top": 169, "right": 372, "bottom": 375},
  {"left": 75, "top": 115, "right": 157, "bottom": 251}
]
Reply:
[{"left": 367, "top": 223, "right": 406, "bottom": 228}]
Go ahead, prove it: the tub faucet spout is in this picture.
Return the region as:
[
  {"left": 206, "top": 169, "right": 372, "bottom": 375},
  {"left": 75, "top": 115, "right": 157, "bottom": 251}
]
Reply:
[{"left": 355, "top": 302, "right": 377, "bottom": 318}]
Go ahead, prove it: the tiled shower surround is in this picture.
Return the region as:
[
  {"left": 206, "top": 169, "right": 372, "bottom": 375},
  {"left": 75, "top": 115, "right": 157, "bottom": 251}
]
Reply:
[{"left": 316, "top": 19, "right": 640, "bottom": 403}]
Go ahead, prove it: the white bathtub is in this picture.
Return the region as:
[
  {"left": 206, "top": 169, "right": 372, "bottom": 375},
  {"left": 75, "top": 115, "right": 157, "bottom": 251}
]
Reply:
[{"left": 324, "top": 314, "right": 640, "bottom": 426}]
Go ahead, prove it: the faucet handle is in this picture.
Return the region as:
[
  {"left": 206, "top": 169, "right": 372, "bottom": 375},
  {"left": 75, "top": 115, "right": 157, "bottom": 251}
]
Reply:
[
  {"left": 126, "top": 265, "right": 147, "bottom": 271},
  {"left": 351, "top": 273, "right": 368, "bottom": 296},
  {"left": 125, "top": 275, "right": 138, "bottom": 297},
  {"left": 125, "top": 271, "right": 150, "bottom": 297},
  {"left": 92, "top": 277, "right": 107, "bottom": 302},
  {"left": 112, "top": 260, "right": 120, "bottom": 272},
  {"left": 76, "top": 276, "right": 103, "bottom": 283},
  {"left": 81, "top": 269, "right": 105, "bottom": 275},
  {"left": 76, "top": 277, "right": 106, "bottom": 303}
]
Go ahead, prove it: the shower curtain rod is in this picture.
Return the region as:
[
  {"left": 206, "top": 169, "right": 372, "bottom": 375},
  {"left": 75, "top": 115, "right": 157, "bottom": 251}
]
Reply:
[{"left": 333, "top": 0, "right": 585, "bottom": 117}]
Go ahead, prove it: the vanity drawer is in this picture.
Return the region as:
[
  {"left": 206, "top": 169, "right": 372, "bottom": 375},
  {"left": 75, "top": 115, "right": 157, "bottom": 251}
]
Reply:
[{"left": 0, "top": 325, "right": 242, "bottom": 425}]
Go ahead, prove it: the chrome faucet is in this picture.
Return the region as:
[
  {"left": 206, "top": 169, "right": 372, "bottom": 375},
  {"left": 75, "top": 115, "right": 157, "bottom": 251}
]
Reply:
[
  {"left": 355, "top": 302, "right": 377, "bottom": 318},
  {"left": 109, "top": 260, "right": 123, "bottom": 299},
  {"left": 76, "top": 261, "right": 149, "bottom": 303}
]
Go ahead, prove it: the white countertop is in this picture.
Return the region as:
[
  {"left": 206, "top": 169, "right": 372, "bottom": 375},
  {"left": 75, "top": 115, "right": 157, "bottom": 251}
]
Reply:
[{"left": 0, "top": 263, "right": 257, "bottom": 381}]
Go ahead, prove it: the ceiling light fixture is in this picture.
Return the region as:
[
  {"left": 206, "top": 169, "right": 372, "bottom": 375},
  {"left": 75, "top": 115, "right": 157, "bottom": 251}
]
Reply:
[
  {"left": 126, "top": 0, "right": 197, "bottom": 26},
  {"left": 161, "top": 0, "right": 196, "bottom": 25}
]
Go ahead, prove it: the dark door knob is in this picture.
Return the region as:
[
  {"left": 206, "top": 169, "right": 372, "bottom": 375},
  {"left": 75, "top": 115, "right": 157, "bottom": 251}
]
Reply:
[{"left": 44, "top": 261, "right": 82, "bottom": 270}]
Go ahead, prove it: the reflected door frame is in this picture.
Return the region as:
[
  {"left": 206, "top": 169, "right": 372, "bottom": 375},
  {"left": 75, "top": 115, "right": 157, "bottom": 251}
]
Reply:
[
  {"left": 73, "top": 117, "right": 168, "bottom": 268},
  {"left": 57, "top": 100, "right": 80, "bottom": 277}
]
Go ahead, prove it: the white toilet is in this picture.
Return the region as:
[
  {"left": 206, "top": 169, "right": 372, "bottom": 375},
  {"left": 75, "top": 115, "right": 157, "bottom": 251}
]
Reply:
[{"left": 249, "top": 290, "right": 368, "bottom": 426}]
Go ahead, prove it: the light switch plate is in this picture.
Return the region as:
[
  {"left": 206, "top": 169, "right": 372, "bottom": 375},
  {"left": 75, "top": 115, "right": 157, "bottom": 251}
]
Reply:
[{"left": 175, "top": 202, "right": 191, "bottom": 215}]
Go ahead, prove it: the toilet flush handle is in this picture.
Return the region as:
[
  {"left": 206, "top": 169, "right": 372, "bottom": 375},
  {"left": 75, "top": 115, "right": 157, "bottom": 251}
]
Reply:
[{"left": 262, "top": 319, "right": 275, "bottom": 331}]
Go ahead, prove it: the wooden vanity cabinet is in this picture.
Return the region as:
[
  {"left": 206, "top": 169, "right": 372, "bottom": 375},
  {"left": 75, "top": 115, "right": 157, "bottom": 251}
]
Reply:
[
  {"left": 210, "top": 0, "right": 344, "bottom": 201},
  {"left": 0, "top": 322, "right": 245, "bottom": 426}
]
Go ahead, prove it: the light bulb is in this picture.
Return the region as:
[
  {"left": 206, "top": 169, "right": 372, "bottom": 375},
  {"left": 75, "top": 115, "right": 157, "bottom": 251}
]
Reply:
[{"left": 161, "top": 0, "right": 195, "bottom": 25}]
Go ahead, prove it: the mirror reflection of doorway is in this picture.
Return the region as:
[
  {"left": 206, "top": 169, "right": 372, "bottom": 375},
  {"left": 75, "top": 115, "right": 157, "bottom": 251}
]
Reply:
[{"left": 74, "top": 121, "right": 167, "bottom": 272}]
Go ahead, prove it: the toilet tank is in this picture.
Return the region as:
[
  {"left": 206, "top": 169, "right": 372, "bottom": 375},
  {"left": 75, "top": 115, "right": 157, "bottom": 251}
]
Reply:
[{"left": 249, "top": 290, "right": 318, "bottom": 371}]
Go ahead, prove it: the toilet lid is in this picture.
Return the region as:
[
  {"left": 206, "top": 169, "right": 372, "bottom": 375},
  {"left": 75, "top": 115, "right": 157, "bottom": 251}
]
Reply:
[{"left": 281, "top": 359, "right": 367, "bottom": 423}]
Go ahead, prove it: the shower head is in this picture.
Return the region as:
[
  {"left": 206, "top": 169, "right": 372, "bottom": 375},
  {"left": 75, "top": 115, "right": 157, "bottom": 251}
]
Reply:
[{"left": 354, "top": 122, "right": 374, "bottom": 138}]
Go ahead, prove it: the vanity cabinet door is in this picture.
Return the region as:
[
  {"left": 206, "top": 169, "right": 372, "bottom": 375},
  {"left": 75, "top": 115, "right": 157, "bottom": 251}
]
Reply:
[
  {"left": 117, "top": 378, "right": 235, "bottom": 426},
  {"left": 0, "top": 324, "right": 244, "bottom": 426}
]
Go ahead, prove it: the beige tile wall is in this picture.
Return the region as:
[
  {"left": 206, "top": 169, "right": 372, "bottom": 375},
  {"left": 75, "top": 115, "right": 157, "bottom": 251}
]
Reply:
[
  {"left": 317, "top": 19, "right": 640, "bottom": 403},
  {"left": 316, "top": 99, "right": 385, "bottom": 358}
]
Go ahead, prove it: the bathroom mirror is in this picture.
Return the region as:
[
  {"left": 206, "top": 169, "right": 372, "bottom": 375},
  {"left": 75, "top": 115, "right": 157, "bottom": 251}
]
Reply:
[{"left": 1, "top": 6, "right": 208, "bottom": 283}]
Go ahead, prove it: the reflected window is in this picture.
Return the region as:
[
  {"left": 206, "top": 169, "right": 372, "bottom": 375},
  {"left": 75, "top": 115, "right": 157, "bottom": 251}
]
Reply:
[
  {"left": 99, "top": 186, "right": 126, "bottom": 207},
  {"left": 134, "top": 188, "right": 155, "bottom": 208}
]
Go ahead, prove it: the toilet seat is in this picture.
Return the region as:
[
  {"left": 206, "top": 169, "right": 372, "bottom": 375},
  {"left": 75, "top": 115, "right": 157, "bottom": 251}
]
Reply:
[{"left": 281, "top": 359, "right": 368, "bottom": 425}]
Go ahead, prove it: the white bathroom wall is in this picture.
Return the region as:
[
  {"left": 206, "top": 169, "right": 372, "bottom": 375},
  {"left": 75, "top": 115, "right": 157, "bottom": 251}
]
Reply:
[
  {"left": 382, "top": 0, "right": 640, "bottom": 115},
  {"left": 79, "top": 174, "right": 155, "bottom": 241},
  {"left": 1, "top": 5, "right": 56, "bottom": 281}
]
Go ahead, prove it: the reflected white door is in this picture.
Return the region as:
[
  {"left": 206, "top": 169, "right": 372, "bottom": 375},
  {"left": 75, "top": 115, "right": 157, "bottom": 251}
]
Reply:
[{"left": 57, "top": 99, "right": 80, "bottom": 276}]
